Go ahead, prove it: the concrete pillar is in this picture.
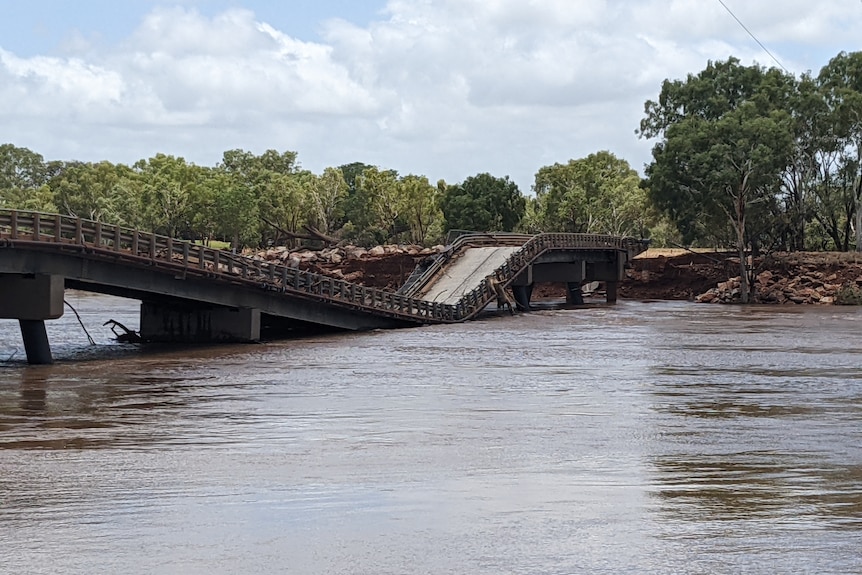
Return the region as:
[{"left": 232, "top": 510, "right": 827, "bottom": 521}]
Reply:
[
  {"left": 606, "top": 281, "right": 618, "bottom": 304},
  {"left": 19, "top": 320, "right": 53, "bottom": 365},
  {"left": 512, "top": 284, "right": 533, "bottom": 311},
  {"left": 566, "top": 282, "right": 584, "bottom": 305},
  {"left": 1, "top": 274, "right": 64, "bottom": 365},
  {"left": 140, "top": 302, "right": 261, "bottom": 343}
]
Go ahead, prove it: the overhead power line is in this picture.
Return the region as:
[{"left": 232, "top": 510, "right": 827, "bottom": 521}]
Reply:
[{"left": 716, "top": 0, "right": 790, "bottom": 73}]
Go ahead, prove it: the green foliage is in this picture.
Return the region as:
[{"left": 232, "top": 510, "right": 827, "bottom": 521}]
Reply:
[
  {"left": 835, "top": 282, "right": 862, "bottom": 305},
  {"left": 440, "top": 173, "right": 525, "bottom": 233},
  {"left": 641, "top": 58, "right": 798, "bottom": 302},
  {"left": 533, "top": 151, "right": 649, "bottom": 236},
  {"left": 51, "top": 161, "right": 136, "bottom": 223},
  {"left": 133, "top": 154, "right": 203, "bottom": 239},
  {"left": 307, "top": 167, "right": 348, "bottom": 235},
  {"left": 220, "top": 149, "right": 306, "bottom": 248},
  {"left": 0, "top": 144, "right": 59, "bottom": 211},
  {"left": 399, "top": 174, "right": 443, "bottom": 245}
]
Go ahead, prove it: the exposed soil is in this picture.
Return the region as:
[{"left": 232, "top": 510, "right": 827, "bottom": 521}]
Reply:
[
  {"left": 620, "top": 251, "right": 738, "bottom": 300},
  {"left": 308, "top": 253, "right": 427, "bottom": 291},
  {"left": 291, "top": 246, "right": 862, "bottom": 305},
  {"left": 622, "top": 250, "right": 862, "bottom": 303}
]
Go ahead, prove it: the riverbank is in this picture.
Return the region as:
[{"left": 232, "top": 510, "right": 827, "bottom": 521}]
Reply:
[
  {"left": 622, "top": 249, "right": 862, "bottom": 304},
  {"left": 254, "top": 245, "right": 862, "bottom": 304}
]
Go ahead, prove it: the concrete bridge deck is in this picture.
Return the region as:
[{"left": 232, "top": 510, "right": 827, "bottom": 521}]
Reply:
[
  {"left": 1, "top": 210, "right": 648, "bottom": 363},
  {"left": 418, "top": 246, "right": 522, "bottom": 304}
]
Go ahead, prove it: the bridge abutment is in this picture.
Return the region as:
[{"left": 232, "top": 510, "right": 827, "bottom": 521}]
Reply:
[
  {"left": 1, "top": 274, "right": 64, "bottom": 364},
  {"left": 140, "top": 302, "right": 261, "bottom": 343}
]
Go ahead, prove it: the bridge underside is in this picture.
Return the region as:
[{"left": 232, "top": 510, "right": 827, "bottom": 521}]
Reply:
[
  {"left": 511, "top": 250, "right": 626, "bottom": 309},
  {"left": 0, "top": 249, "right": 412, "bottom": 364},
  {"left": 1, "top": 212, "right": 648, "bottom": 364}
]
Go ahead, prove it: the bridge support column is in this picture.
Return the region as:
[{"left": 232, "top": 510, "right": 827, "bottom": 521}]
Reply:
[
  {"left": 512, "top": 284, "right": 533, "bottom": 311},
  {"left": 606, "top": 281, "right": 618, "bottom": 304},
  {"left": 566, "top": 282, "right": 584, "bottom": 305},
  {"left": 1, "top": 274, "right": 64, "bottom": 365},
  {"left": 19, "top": 320, "right": 53, "bottom": 365},
  {"left": 140, "top": 303, "right": 261, "bottom": 343}
]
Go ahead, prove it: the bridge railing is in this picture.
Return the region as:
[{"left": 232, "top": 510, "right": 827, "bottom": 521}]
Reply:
[
  {"left": 397, "top": 232, "right": 535, "bottom": 296},
  {"left": 446, "top": 232, "right": 649, "bottom": 321},
  {"left": 0, "top": 210, "right": 647, "bottom": 324},
  {"left": 398, "top": 229, "right": 646, "bottom": 309},
  {"left": 0, "top": 210, "right": 459, "bottom": 323}
]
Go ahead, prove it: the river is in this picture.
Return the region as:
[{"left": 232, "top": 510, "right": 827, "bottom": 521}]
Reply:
[{"left": 1, "top": 293, "right": 861, "bottom": 574}]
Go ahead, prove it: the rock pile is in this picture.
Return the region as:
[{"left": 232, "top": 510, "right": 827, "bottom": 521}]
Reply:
[
  {"left": 248, "top": 243, "right": 445, "bottom": 289},
  {"left": 253, "top": 244, "right": 443, "bottom": 268},
  {"left": 695, "top": 254, "right": 862, "bottom": 304}
]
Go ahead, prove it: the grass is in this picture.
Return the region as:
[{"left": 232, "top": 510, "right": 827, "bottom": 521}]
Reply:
[{"left": 194, "top": 239, "right": 232, "bottom": 250}]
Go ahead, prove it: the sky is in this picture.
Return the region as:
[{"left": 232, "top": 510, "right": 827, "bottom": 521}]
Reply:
[{"left": 1, "top": 1, "right": 861, "bottom": 193}]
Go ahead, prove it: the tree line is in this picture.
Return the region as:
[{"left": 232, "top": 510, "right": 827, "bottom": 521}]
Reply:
[
  {"left": 640, "top": 50, "right": 862, "bottom": 301},
  {"left": 2, "top": 50, "right": 860, "bottom": 259},
  {"left": 0, "top": 144, "right": 649, "bottom": 249}
]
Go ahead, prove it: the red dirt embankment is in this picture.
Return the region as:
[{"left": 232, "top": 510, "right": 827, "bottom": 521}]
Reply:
[
  {"left": 256, "top": 245, "right": 862, "bottom": 304},
  {"left": 622, "top": 250, "right": 862, "bottom": 304}
]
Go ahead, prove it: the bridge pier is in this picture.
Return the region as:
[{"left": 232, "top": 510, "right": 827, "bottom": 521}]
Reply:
[
  {"left": 605, "top": 281, "right": 618, "bottom": 304},
  {"left": 512, "top": 285, "right": 533, "bottom": 311},
  {"left": 19, "top": 320, "right": 53, "bottom": 365},
  {"left": 1, "top": 274, "right": 64, "bottom": 364},
  {"left": 140, "top": 302, "right": 261, "bottom": 343},
  {"left": 566, "top": 282, "right": 585, "bottom": 305}
]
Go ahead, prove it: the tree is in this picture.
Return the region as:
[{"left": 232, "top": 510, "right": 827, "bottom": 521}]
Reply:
[
  {"left": 640, "top": 58, "right": 795, "bottom": 302},
  {"left": 0, "top": 144, "right": 60, "bottom": 211},
  {"left": 399, "top": 174, "right": 443, "bottom": 245},
  {"left": 50, "top": 161, "right": 135, "bottom": 223},
  {"left": 533, "top": 151, "right": 648, "bottom": 236},
  {"left": 307, "top": 167, "right": 348, "bottom": 236},
  {"left": 133, "top": 154, "right": 204, "bottom": 238},
  {"left": 220, "top": 149, "right": 304, "bottom": 247},
  {"left": 354, "top": 166, "right": 404, "bottom": 243},
  {"left": 440, "top": 173, "right": 525, "bottom": 233},
  {"left": 818, "top": 51, "right": 862, "bottom": 251}
]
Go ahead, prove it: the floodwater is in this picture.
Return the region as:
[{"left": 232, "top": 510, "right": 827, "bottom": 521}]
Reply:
[{"left": 1, "top": 293, "right": 861, "bottom": 574}]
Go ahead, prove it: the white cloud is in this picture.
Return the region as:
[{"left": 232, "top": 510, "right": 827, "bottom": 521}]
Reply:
[{"left": 2, "top": 0, "right": 862, "bottom": 191}]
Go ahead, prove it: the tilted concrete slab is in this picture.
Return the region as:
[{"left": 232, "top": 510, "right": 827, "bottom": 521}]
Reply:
[{"left": 419, "top": 246, "right": 521, "bottom": 304}]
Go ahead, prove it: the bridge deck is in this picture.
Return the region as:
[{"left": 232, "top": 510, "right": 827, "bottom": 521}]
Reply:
[
  {"left": 1, "top": 210, "right": 648, "bottom": 331},
  {"left": 419, "top": 246, "right": 522, "bottom": 304}
]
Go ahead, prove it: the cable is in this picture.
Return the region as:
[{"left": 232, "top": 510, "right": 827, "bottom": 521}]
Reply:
[
  {"left": 64, "top": 300, "right": 96, "bottom": 345},
  {"left": 716, "top": 0, "right": 790, "bottom": 73}
]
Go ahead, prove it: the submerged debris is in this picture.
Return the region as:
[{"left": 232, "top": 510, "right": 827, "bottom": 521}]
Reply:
[{"left": 104, "top": 319, "right": 142, "bottom": 343}]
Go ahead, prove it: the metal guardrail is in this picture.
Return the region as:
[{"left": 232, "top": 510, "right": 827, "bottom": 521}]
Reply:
[{"left": 0, "top": 210, "right": 647, "bottom": 324}]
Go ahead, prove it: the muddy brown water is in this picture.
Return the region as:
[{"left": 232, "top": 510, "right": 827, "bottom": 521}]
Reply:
[{"left": 1, "top": 292, "right": 861, "bottom": 574}]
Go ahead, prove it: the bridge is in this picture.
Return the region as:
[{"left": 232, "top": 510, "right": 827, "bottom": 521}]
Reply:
[{"left": 0, "top": 210, "right": 648, "bottom": 364}]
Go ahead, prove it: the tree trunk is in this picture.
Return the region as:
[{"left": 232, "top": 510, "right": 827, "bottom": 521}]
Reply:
[{"left": 735, "top": 193, "right": 750, "bottom": 304}]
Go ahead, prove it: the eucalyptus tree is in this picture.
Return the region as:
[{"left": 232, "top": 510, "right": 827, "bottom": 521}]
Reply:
[
  {"left": 640, "top": 57, "right": 795, "bottom": 302},
  {"left": 220, "top": 148, "right": 304, "bottom": 247},
  {"left": 817, "top": 51, "right": 862, "bottom": 251},
  {"left": 399, "top": 174, "right": 443, "bottom": 245},
  {"left": 352, "top": 166, "right": 404, "bottom": 244},
  {"left": 440, "top": 173, "right": 525, "bottom": 233},
  {"left": 133, "top": 154, "right": 205, "bottom": 239},
  {"left": 307, "top": 167, "right": 348, "bottom": 236},
  {"left": 50, "top": 161, "right": 137, "bottom": 224},
  {"left": 0, "top": 144, "right": 60, "bottom": 211},
  {"left": 533, "top": 151, "right": 648, "bottom": 237}
]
